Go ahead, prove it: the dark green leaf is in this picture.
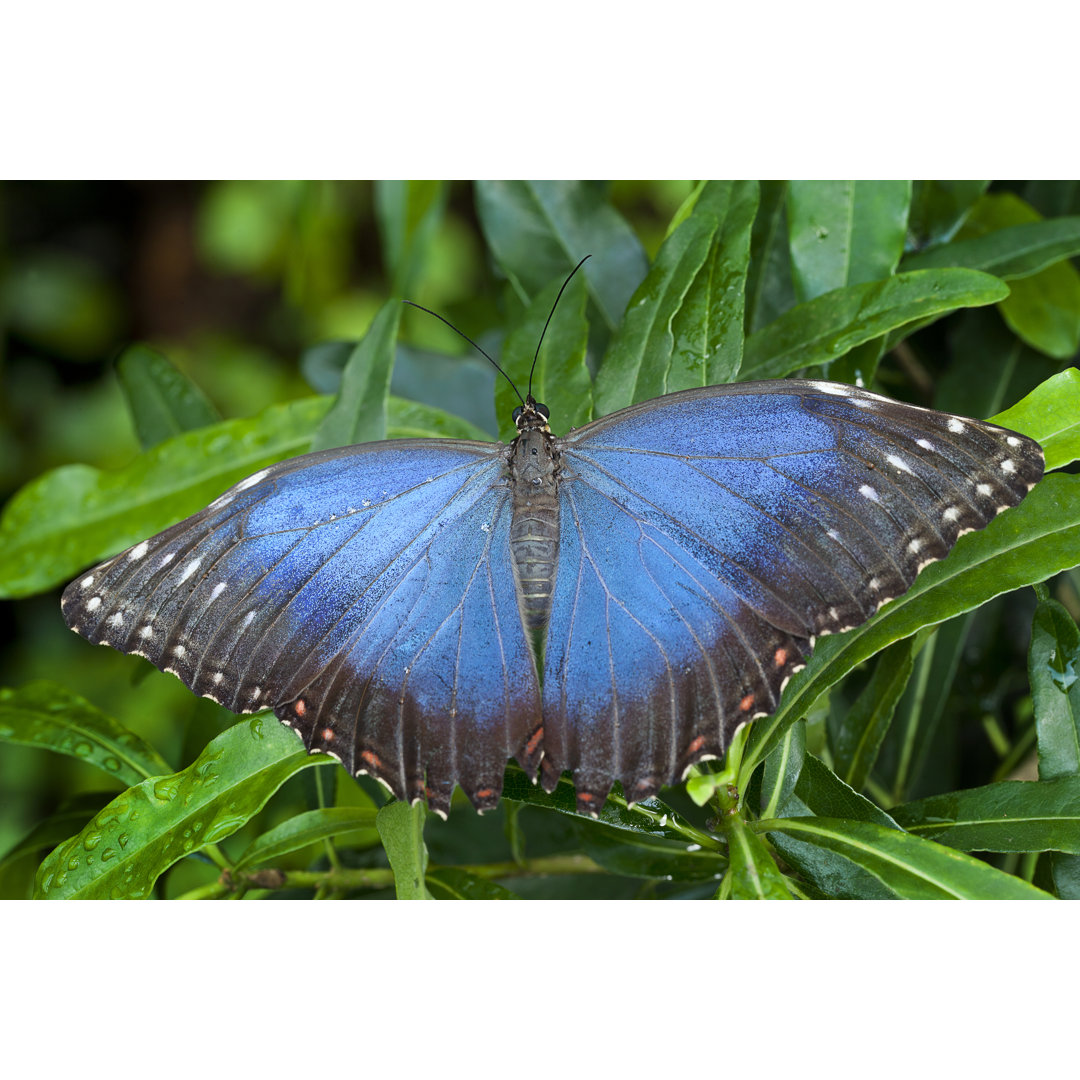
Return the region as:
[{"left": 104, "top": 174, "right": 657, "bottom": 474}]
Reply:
[
  {"left": 892, "top": 777, "right": 1080, "bottom": 853},
  {"left": 828, "top": 638, "right": 916, "bottom": 791},
  {"left": 741, "top": 269, "right": 1008, "bottom": 381},
  {"left": 574, "top": 818, "right": 725, "bottom": 882},
  {"left": 1048, "top": 852, "right": 1080, "bottom": 898},
  {"left": 234, "top": 806, "right": 380, "bottom": 871},
  {"left": 746, "top": 181, "right": 795, "bottom": 334},
  {"left": 722, "top": 814, "right": 792, "bottom": 899},
  {"left": 756, "top": 817, "right": 1052, "bottom": 899},
  {"left": 310, "top": 300, "right": 401, "bottom": 451},
  {"left": 496, "top": 270, "right": 591, "bottom": 441},
  {"left": 376, "top": 800, "right": 433, "bottom": 900},
  {"left": 0, "top": 793, "right": 110, "bottom": 875},
  {"left": 902, "top": 217, "right": 1080, "bottom": 281},
  {"left": 779, "top": 752, "right": 901, "bottom": 830},
  {"left": 35, "top": 718, "right": 322, "bottom": 899},
  {"left": 908, "top": 181, "right": 989, "bottom": 247},
  {"left": 0, "top": 681, "right": 172, "bottom": 786},
  {"left": 425, "top": 867, "right": 520, "bottom": 899},
  {"left": 757, "top": 718, "right": 806, "bottom": 818},
  {"left": 474, "top": 180, "right": 647, "bottom": 333},
  {"left": 1029, "top": 598, "right": 1080, "bottom": 780},
  {"left": 116, "top": 344, "right": 221, "bottom": 450}
]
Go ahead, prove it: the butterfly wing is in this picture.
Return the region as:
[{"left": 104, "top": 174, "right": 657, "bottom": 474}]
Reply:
[
  {"left": 61, "top": 440, "right": 542, "bottom": 816},
  {"left": 543, "top": 379, "right": 1044, "bottom": 810}
]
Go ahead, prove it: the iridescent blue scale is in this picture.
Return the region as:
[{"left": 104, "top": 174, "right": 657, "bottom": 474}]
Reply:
[{"left": 61, "top": 379, "right": 1044, "bottom": 817}]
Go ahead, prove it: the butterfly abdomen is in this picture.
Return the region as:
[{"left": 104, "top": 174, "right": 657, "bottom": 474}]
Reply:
[{"left": 509, "top": 427, "right": 560, "bottom": 634}]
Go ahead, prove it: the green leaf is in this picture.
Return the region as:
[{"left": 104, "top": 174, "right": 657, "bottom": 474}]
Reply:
[
  {"left": 1048, "top": 852, "right": 1080, "bottom": 899},
  {"left": 0, "top": 395, "right": 330, "bottom": 599},
  {"left": 779, "top": 752, "right": 901, "bottom": 829},
  {"left": 902, "top": 217, "right": 1080, "bottom": 281},
  {"left": 1029, "top": 597, "right": 1080, "bottom": 780},
  {"left": 116, "top": 344, "right": 221, "bottom": 450},
  {"left": 670, "top": 180, "right": 758, "bottom": 386},
  {"left": 386, "top": 396, "right": 493, "bottom": 442},
  {"left": 425, "top": 867, "right": 520, "bottom": 899},
  {"left": 0, "top": 793, "right": 109, "bottom": 876},
  {"left": 993, "top": 367, "right": 1080, "bottom": 473},
  {"left": 757, "top": 719, "right": 806, "bottom": 819},
  {"left": 35, "top": 718, "right": 321, "bottom": 899},
  {"left": 743, "top": 472, "right": 1080, "bottom": 780},
  {"left": 755, "top": 817, "right": 1052, "bottom": 899},
  {"left": 594, "top": 206, "right": 718, "bottom": 414},
  {"left": 746, "top": 180, "right": 796, "bottom": 333},
  {"left": 376, "top": 800, "right": 433, "bottom": 900},
  {"left": 0, "top": 681, "right": 172, "bottom": 786},
  {"left": 740, "top": 269, "right": 1008, "bottom": 381},
  {"left": 233, "top": 806, "right": 380, "bottom": 871},
  {"left": 788, "top": 181, "right": 912, "bottom": 301},
  {"left": 474, "top": 180, "right": 647, "bottom": 333},
  {"left": 891, "top": 777, "right": 1080, "bottom": 853},
  {"left": 309, "top": 300, "right": 401, "bottom": 451},
  {"left": 496, "top": 269, "right": 592, "bottom": 441},
  {"left": 722, "top": 814, "right": 792, "bottom": 899},
  {"left": 828, "top": 637, "right": 916, "bottom": 792},
  {"left": 908, "top": 181, "right": 989, "bottom": 247},
  {"left": 374, "top": 180, "right": 448, "bottom": 294}
]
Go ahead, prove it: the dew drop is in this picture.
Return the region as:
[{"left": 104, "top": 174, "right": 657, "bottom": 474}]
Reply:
[
  {"left": 73, "top": 741, "right": 93, "bottom": 757},
  {"left": 103, "top": 756, "right": 121, "bottom": 772},
  {"left": 117, "top": 833, "right": 129, "bottom": 849},
  {"left": 101, "top": 848, "right": 116, "bottom": 862},
  {"left": 83, "top": 831, "right": 102, "bottom": 851},
  {"left": 250, "top": 717, "right": 265, "bottom": 738}
]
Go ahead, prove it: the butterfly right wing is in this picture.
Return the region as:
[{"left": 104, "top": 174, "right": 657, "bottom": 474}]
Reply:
[{"left": 60, "top": 439, "right": 542, "bottom": 816}]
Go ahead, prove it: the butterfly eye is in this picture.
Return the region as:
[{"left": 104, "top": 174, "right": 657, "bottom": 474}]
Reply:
[
  {"left": 535, "top": 402, "right": 550, "bottom": 420},
  {"left": 512, "top": 406, "right": 523, "bottom": 424}
]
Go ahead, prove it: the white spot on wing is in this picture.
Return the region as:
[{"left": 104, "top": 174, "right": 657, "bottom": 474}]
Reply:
[
  {"left": 80, "top": 576, "right": 95, "bottom": 589},
  {"left": 851, "top": 398, "right": 872, "bottom": 409},
  {"left": 1001, "top": 459, "right": 1016, "bottom": 474},
  {"left": 128, "top": 541, "right": 149, "bottom": 561},
  {"left": 173, "top": 644, "right": 187, "bottom": 658},
  {"left": 812, "top": 382, "right": 847, "bottom": 396},
  {"left": 917, "top": 438, "right": 936, "bottom": 452},
  {"left": 179, "top": 558, "right": 202, "bottom": 583},
  {"left": 212, "top": 672, "right": 224, "bottom": 685},
  {"left": 943, "top": 506, "right": 960, "bottom": 523},
  {"left": 948, "top": 418, "right": 965, "bottom": 434},
  {"left": 1007, "top": 436, "right": 1021, "bottom": 447},
  {"left": 139, "top": 624, "right": 154, "bottom": 639},
  {"left": 977, "top": 483, "right": 993, "bottom": 497},
  {"left": 242, "top": 611, "right": 256, "bottom": 628},
  {"left": 907, "top": 538, "right": 922, "bottom": 554},
  {"left": 859, "top": 484, "right": 880, "bottom": 502},
  {"left": 210, "top": 582, "right": 228, "bottom": 602},
  {"left": 106, "top": 612, "right": 125, "bottom": 627},
  {"left": 886, "top": 453, "right": 913, "bottom": 474},
  {"left": 161, "top": 552, "right": 176, "bottom": 567},
  {"left": 88, "top": 596, "right": 102, "bottom": 611}
]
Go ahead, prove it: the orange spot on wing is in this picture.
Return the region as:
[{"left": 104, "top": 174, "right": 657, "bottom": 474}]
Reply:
[
  {"left": 294, "top": 699, "right": 306, "bottom": 717},
  {"left": 740, "top": 694, "right": 755, "bottom": 712},
  {"left": 774, "top": 648, "right": 788, "bottom": 667},
  {"left": 525, "top": 726, "right": 544, "bottom": 756},
  {"left": 475, "top": 788, "right": 495, "bottom": 800},
  {"left": 687, "top": 735, "right": 706, "bottom": 755},
  {"left": 578, "top": 791, "right": 595, "bottom": 803},
  {"left": 321, "top": 727, "right": 334, "bottom": 741},
  {"left": 360, "top": 749, "right": 382, "bottom": 770}
]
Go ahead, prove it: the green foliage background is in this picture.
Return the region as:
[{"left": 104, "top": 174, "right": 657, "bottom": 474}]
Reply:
[{"left": 1, "top": 180, "right": 1078, "bottom": 899}]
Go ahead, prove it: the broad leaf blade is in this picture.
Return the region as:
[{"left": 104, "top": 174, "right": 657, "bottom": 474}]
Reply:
[
  {"left": 1029, "top": 598, "right": 1080, "bottom": 781},
  {"left": 722, "top": 814, "right": 792, "bottom": 899},
  {"left": 0, "top": 681, "right": 171, "bottom": 786},
  {"left": 35, "top": 718, "right": 321, "bottom": 899},
  {"left": 234, "top": 806, "right": 379, "bottom": 871},
  {"left": 891, "top": 777, "right": 1080, "bottom": 853},
  {"left": 376, "top": 800, "right": 432, "bottom": 900},
  {"left": 425, "top": 867, "right": 520, "bottom": 899},
  {"left": 740, "top": 269, "right": 1008, "bottom": 381}
]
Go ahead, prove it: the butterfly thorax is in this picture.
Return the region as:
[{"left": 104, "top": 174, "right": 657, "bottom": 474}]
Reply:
[{"left": 508, "top": 400, "right": 560, "bottom": 640}]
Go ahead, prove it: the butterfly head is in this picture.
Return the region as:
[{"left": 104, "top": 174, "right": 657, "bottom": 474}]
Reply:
[{"left": 512, "top": 396, "right": 551, "bottom": 434}]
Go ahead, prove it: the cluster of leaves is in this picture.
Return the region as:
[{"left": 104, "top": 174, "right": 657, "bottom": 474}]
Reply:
[{"left": 1, "top": 180, "right": 1079, "bottom": 899}]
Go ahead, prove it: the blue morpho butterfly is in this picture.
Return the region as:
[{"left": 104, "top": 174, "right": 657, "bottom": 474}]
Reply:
[{"left": 61, "top": 263, "right": 1045, "bottom": 819}]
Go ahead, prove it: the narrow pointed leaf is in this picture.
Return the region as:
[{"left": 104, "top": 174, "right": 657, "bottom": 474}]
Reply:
[
  {"left": 755, "top": 817, "right": 1052, "bottom": 899},
  {"left": 574, "top": 819, "right": 725, "bottom": 882},
  {"left": 981, "top": 367, "right": 1080, "bottom": 473},
  {"left": 425, "top": 868, "right": 520, "bottom": 899},
  {"left": 234, "top": 806, "right": 379, "bottom": 871},
  {"left": 757, "top": 719, "right": 806, "bottom": 819},
  {"left": 0, "top": 682, "right": 171, "bottom": 786},
  {"left": 35, "top": 718, "right": 322, "bottom": 899},
  {"left": 746, "top": 180, "right": 795, "bottom": 333},
  {"left": 891, "top": 777, "right": 1080, "bottom": 853},
  {"left": 116, "top": 344, "right": 221, "bottom": 450},
  {"left": 740, "top": 269, "right": 1008, "bottom": 381},
  {"left": 779, "top": 752, "right": 901, "bottom": 830},
  {"left": 909, "top": 181, "right": 989, "bottom": 247},
  {"left": 310, "top": 300, "right": 401, "bottom": 451},
  {"left": 374, "top": 180, "right": 447, "bottom": 294}
]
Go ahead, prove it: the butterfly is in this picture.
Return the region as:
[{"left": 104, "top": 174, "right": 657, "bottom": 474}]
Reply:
[{"left": 60, "top": 372, "right": 1044, "bottom": 817}]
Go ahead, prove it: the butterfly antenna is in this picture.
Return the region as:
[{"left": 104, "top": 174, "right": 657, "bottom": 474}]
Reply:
[
  {"left": 529, "top": 254, "right": 591, "bottom": 398},
  {"left": 402, "top": 300, "right": 525, "bottom": 406}
]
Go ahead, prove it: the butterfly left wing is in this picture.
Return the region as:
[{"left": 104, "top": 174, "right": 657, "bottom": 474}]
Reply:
[
  {"left": 61, "top": 440, "right": 543, "bottom": 816},
  {"left": 543, "top": 380, "right": 1043, "bottom": 812}
]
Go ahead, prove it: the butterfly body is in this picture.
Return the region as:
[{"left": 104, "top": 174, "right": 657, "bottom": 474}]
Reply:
[{"left": 61, "top": 380, "right": 1044, "bottom": 817}]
